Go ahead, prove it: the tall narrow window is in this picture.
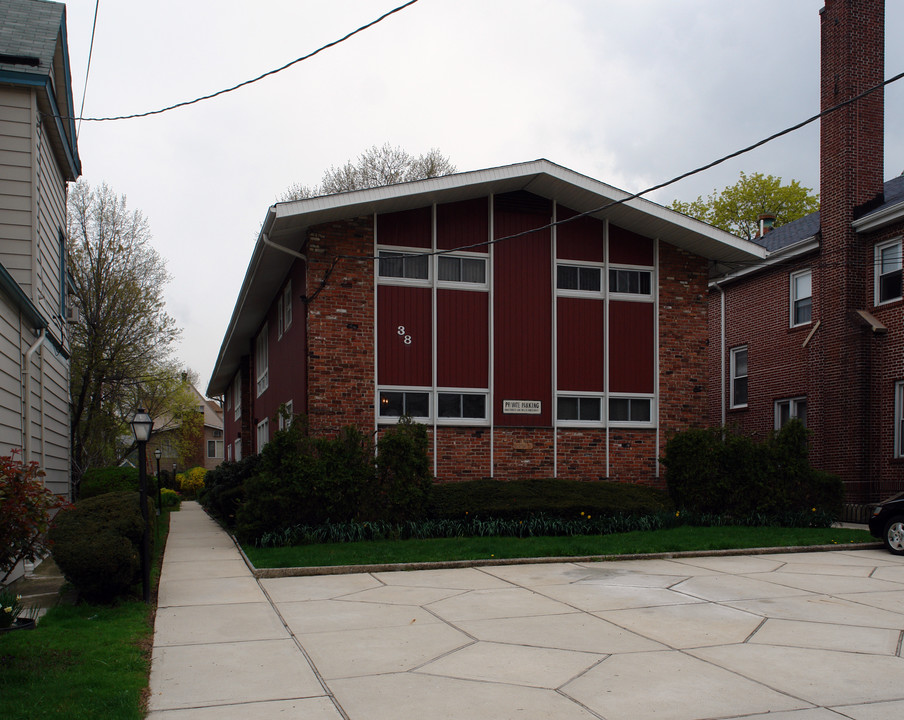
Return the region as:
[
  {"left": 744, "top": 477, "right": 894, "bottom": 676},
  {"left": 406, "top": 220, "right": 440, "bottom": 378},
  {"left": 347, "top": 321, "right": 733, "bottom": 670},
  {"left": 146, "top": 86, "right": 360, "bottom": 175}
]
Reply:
[
  {"left": 256, "top": 324, "right": 269, "bottom": 396},
  {"left": 233, "top": 374, "right": 241, "bottom": 421},
  {"left": 257, "top": 418, "right": 269, "bottom": 452},
  {"left": 730, "top": 346, "right": 748, "bottom": 408},
  {"left": 790, "top": 269, "right": 812, "bottom": 326},
  {"left": 283, "top": 282, "right": 293, "bottom": 331},
  {"left": 876, "top": 239, "right": 902, "bottom": 305},
  {"left": 896, "top": 382, "right": 904, "bottom": 458}
]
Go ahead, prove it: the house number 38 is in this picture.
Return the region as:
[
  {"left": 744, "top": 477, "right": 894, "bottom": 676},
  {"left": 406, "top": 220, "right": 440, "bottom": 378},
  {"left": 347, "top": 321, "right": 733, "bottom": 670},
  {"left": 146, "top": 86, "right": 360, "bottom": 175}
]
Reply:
[{"left": 397, "top": 326, "right": 412, "bottom": 345}]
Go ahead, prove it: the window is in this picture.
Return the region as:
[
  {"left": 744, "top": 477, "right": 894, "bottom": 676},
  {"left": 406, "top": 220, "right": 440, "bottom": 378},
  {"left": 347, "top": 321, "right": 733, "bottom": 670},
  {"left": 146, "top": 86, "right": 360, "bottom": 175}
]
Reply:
[
  {"left": 557, "top": 264, "right": 602, "bottom": 294},
  {"left": 790, "top": 270, "right": 812, "bottom": 326},
  {"left": 730, "top": 346, "right": 748, "bottom": 408},
  {"left": 277, "top": 295, "right": 284, "bottom": 338},
  {"left": 232, "top": 374, "right": 241, "bottom": 421},
  {"left": 283, "top": 282, "right": 293, "bottom": 331},
  {"left": 876, "top": 239, "right": 902, "bottom": 304},
  {"left": 212, "top": 428, "right": 223, "bottom": 438},
  {"left": 226, "top": 443, "right": 232, "bottom": 462},
  {"left": 437, "top": 255, "right": 487, "bottom": 286},
  {"left": 257, "top": 418, "right": 269, "bottom": 451},
  {"left": 775, "top": 397, "right": 807, "bottom": 430},
  {"left": 379, "top": 251, "right": 429, "bottom": 281},
  {"left": 279, "top": 400, "right": 294, "bottom": 430},
  {"left": 609, "top": 397, "right": 653, "bottom": 424},
  {"left": 437, "top": 392, "right": 487, "bottom": 421},
  {"left": 897, "top": 382, "right": 904, "bottom": 458},
  {"left": 207, "top": 439, "right": 223, "bottom": 458},
  {"left": 609, "top": 268, "right": 652, "bottom": 296},
  {"left": 234, "top": 439, "right": 242, "bottom": 462},
  {"left": 379, "top": 390, "right": 429, "bottom": 420},
  {"left": 256, "top": 324, "right": 269, "bottom": 397},
  {"left": 557, "top": 396, "right": 602, "bottom": 423}
]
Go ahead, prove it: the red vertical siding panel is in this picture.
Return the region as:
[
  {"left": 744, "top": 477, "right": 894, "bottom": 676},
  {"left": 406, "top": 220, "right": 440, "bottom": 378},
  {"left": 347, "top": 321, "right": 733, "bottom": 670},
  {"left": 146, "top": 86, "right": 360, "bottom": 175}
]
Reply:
[
  {"left": 377, "top": 285, "right": 432, "bottom": 386},
  {"left": 493, "top": 193, "right": 552, "bottom": 426},
  {"left": 437, "top": 289, "right": 489, "bottom": 388},
  {"left": 610, "top": 224, "right": 654, "bottom": 265},
  {"left": 557, "top": 297, "right": 604, "bottom": 391},
  {"left": 437, "top": 198, "right": 489, "bottom": 252},
  {"left": 377, "top": 207, "right": 431, "bottom": 248},
  {"left": 266, "top": 260, "right": 308, "bottom": 420},
  {"left": 609, "top": 301, "right": 655, "bottom": 393},
  {"left": 556, "top": 205, "right": 605, "bottom": 262}
]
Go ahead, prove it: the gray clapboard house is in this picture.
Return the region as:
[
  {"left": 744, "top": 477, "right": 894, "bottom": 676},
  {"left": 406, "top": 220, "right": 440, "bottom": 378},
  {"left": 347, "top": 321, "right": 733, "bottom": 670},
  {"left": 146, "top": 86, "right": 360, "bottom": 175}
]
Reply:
[{"left": 0, "top": 0, "right": 80, "bottom": 525}]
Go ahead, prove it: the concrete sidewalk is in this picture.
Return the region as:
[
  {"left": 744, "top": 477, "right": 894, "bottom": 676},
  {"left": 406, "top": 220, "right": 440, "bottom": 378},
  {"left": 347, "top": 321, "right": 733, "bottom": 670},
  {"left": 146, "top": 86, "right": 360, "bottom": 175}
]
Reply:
[{"left": 148, "top": 502, "right": 904, "bottom": 719}]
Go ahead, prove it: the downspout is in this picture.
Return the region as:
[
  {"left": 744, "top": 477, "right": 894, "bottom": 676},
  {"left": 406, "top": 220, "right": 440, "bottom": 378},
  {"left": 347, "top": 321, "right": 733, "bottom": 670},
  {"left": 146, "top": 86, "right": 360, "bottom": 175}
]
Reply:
[
  {"left": 23, "top": 329, "right": 46, "bottom": 466},
  {"left": 714, "top": 282, "right": 726, "bottom": 427},
  {"left": 261, "top": 233, "right": 307, "bottom": 263}
]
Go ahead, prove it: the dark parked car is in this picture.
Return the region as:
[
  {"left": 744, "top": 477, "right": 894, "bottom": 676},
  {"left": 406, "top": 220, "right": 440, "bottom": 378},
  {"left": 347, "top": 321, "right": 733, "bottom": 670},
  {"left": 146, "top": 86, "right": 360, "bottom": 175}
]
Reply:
[{"left": 869, "top": 493, "right": 904, "bottom": 555}]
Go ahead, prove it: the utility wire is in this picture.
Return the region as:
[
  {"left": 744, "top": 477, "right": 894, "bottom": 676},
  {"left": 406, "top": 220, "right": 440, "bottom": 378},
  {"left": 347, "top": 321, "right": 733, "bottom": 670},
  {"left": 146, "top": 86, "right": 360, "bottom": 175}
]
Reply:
[
  {"left": 76, "top": 0, "right": 100, "bottom": 137},
  {"left": 73, "top": 0, "right": 420, "bottom": 122}
]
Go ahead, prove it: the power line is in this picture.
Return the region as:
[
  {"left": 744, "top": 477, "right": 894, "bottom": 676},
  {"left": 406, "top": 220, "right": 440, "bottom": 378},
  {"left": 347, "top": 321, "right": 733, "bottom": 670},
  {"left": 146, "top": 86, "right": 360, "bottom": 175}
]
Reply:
[
  {"left": 76, "top": 0, "right": 100, "bottom": 138},
  {"left": 73, "top": 0, "right": 420, "bottom": 122}
]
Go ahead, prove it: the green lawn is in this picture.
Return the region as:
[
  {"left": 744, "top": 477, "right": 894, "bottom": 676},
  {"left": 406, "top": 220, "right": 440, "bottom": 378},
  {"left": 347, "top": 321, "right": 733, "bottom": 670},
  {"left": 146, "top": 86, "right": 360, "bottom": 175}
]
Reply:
[
  {"left": 244, "top": 525, "right": 875, "bottom": 568},
  {"left": 0, "top": 508, "right": 172, "bottom": 720}
]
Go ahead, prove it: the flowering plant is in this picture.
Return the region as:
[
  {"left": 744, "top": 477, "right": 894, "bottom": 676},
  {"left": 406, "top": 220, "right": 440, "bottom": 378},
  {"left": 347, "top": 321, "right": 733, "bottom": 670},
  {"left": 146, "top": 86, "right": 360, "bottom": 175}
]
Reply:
[
  {"left": 0, "top": 453, "right": 69, "bottom": 584},
  {"left": 0, "top": 586, "right": 24, "bottom": 628}
]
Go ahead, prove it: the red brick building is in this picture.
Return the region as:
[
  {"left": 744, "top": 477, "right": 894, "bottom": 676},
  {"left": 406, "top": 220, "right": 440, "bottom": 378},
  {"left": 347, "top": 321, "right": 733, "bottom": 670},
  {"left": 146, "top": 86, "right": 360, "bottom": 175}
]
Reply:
[
  {"left": 709, "top": 0, "right": 904, "bottom": 503},
  {"left": 208, "top": 161, "right": 763, "bottom": 486}
]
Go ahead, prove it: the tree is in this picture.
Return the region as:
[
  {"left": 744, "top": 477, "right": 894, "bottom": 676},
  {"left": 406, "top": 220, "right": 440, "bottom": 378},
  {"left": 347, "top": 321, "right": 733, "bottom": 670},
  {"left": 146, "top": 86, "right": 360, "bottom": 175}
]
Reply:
[
  {"left": 669, "top": 171, "right": 819, "bottom": 241},
  {"left": 67, "top": 181, "right": 183, "bottom": 484},
  {"left": 280, "top": 144, "right": 456, "bottom": 201}
]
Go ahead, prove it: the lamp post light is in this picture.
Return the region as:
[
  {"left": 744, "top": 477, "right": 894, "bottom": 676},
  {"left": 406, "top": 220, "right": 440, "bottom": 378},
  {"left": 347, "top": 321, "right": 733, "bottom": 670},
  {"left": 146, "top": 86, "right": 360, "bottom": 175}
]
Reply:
[
  {"left": 130, "top": 408, "right": 153, "bottom": 604},
  {"left": 154, "top": 448, "right": 162, "bottom": 515},
  {"left": 172, "top": 463, "right": 177, "bottom": 492}
]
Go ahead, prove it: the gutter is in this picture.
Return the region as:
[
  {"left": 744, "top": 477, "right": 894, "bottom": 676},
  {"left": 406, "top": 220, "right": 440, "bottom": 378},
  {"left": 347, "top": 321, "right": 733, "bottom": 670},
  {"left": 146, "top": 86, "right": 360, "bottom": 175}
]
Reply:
[{"left": 709, "top": 236, "right": 819, "bottom": 288}]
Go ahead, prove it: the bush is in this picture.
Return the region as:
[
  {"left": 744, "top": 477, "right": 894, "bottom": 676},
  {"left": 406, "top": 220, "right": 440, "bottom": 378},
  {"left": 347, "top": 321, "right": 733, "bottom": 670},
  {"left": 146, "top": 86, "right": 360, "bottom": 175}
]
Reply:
[
  {"left": 200, "top": 454, "right": 261, "bottom": 528},
  {"left": 662, "top": 421, "right": 843, "bottom": 519},
  {"left": 79, "top": 466, "right": 157, "bottom": 500},
  {"left": 160, "top": 487, "right": 181, "bottom": 508},
  {"left": 368, "top": 418, "right": 433, "bottom": 522},
  {"left": 49, "top": 492, "right": 153, "bottom": 603},
  {"left": 428, "top": 477, "right": 671, "bottom": 520},
  {"left": 176, "top": 467, "right": 206, "bottom": 499}
]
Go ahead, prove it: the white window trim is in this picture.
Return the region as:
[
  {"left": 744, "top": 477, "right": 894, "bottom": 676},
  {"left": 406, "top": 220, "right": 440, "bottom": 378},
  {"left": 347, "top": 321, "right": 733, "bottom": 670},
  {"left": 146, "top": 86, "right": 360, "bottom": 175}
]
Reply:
[
  {"left": 789, "top": 269, "right": 812, "bottom": 328},
  {"left": 436, "top": 252, "right": 489, "bottom": 291},
  {"left": 256, "top": 417, "right": 269, "bottom": 452},
  {"left": 730, "top": 346, "right": 748, "bottom": 409},
  {"left": 608, "top": 264, "right": 655, "bottom": 302},
  {"left": 279, "top": 399, "right": 294, "bottom": 431},
  {"left": 895, "top": 381, "right": 904, "bottom": 459},
  {"left": 377, "top": 386, "right": 432, "bottom": 423},
  {"left": 207, "top": 439, "right": 223, "bottom": 459},
  {"left": 377, "top": 246, "right": 432, "bottom": 287},
  {"left": 555, "top": 392, "right": 605, "bottom": 427},
  {"left": 875, "top": 238, "right": 903, "bottom": 306},
  {"left": 774, "top": 396, "right": 807, "bottom": 430},
  {"left": 234, "top": 438, "right": 242, "bottom": 462},
  {"left": 435, "top": 388, "right": 490, "bottom": 425},
  {"left": 283, "top": 282, "right": 293, "bottom": 332},
  {"left": 556, "top": 261, "right": 605, "bottom": 299},
  {"left": 233, "top": 374, "right": 241, "bottom": 422},
  {"left": 277, "top": 295, "right": 284, "bottom": 339},
  {"left": 608, "top": 393, "right": 656, "bottom": 428},
  {"left": 256, "top": 323, "right": 269, "bottom": 397}
]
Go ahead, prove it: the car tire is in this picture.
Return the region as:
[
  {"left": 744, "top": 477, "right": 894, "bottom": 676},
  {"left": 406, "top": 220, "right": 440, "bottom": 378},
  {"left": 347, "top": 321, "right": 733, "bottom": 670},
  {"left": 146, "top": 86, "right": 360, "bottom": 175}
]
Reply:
[{"left": 883, "top": 516, "right": 904, "bottom": 555}]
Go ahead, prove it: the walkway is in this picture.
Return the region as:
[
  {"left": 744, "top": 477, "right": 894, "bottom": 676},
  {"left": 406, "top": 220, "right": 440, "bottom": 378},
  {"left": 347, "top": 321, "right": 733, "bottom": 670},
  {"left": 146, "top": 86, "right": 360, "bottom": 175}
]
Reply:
[{"left": 147, "top": 502, "right": 904, "bottom": 719}]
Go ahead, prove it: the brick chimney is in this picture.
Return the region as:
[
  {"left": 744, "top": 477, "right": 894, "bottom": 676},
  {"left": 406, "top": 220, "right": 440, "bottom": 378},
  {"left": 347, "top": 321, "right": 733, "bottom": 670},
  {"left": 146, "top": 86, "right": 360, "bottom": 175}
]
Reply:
[{"left": 815, "top": 0, "right": 885, "bottom": 501}]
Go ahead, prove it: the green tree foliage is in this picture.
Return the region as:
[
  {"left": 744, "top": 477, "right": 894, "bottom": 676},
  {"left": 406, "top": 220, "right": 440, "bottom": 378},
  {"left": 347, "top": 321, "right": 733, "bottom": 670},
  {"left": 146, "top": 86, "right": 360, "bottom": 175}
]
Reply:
[
  {"left": 67, "top": 181, "right": 185, "bottom": 482},
  {"left": 279, "top": 144, "right": 456, "bottom": 201},
  {"left": 669, "top": 171, "right": 819, "bottom": 240}
]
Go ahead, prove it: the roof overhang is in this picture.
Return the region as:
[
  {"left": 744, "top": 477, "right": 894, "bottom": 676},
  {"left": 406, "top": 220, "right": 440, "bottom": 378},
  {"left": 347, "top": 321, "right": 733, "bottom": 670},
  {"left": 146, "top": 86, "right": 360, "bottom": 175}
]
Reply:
[
  {"left": 208, "top": 159, "right": 766, "bottom": 395},
  {"left": 709, "top": 235, "right": 820, "bottom": 288},
  {"left": 852, "top": 198, "right": 904, "bottom": 233}
]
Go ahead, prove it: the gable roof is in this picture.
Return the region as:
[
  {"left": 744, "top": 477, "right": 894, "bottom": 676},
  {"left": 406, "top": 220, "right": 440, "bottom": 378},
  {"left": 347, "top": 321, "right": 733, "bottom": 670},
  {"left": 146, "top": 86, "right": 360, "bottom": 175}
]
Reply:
[
  {"left": 0, "top": 0, "right": 80, "bottom": 179},
  {"left": 208, "top": 159, "right": 766, "bottom": 396}
]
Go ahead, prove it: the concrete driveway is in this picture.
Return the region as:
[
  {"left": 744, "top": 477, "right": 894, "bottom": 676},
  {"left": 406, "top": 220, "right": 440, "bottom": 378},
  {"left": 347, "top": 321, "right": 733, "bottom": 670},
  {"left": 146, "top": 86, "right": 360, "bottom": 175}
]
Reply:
[{"left": 147, "top": 503, "right": 904, "bottom": 719}]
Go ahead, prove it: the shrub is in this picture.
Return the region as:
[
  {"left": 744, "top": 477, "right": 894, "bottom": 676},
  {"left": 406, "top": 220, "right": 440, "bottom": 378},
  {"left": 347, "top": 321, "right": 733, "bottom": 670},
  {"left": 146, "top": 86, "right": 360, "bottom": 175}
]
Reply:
[
  {"left": 0, "top": 454, "right": 68, "bottom": 584},
  {"left": 662, "top": 421, "right": 843, "bottom": 518},
  {"left": 367, "top": 418, "right": 433, "bottom": 522},
  {"left": 176, "top": 467, "right": 206, "bottom": 499},
  {"left": 49, "top": 492, "right": 153, "bottom": 603},
  {"left": 160, "top": 487, "right": 181, "bottom": 508},
  {"left": 200, "top": 454, "right": 261, "bottom": 528},
  {"left": 79, "top": 466, "right": 157, "bottom": 500}
]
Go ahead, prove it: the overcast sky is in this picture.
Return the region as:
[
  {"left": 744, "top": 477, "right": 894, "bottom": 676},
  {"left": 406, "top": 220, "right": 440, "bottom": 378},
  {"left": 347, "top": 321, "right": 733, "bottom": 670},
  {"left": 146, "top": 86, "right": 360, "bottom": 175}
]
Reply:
[{"left": 61, "top": 0, "right": 904, "bottom": 395}]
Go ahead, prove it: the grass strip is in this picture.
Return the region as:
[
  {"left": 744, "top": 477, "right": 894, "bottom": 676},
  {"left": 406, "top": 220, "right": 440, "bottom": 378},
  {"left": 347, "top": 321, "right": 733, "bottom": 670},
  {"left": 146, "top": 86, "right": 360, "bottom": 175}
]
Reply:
[
  {"left": 244, "top": 525, "right": 875, "bottom": 568},
  {"left": 0, "top": 508, "right": 172, "bottom": 720}
]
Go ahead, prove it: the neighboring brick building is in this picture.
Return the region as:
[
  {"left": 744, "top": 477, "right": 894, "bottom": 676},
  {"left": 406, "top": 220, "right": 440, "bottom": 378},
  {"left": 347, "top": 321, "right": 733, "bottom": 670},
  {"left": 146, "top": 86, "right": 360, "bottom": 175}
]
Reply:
[
  {"left": 709, "top": 0, "right": 904, "bottom": 503},
  {"left": 208, "top": 160, "right": 764, "bottom": 487}
]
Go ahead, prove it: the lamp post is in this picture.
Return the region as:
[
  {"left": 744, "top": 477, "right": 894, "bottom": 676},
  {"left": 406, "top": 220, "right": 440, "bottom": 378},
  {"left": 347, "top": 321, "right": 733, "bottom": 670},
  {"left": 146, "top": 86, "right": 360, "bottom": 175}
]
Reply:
[
  {"left": 154, "top": 448, "right": 162, "bottom": 515},
  {"left": 130, "top": 408, "right": 153, "bottom": 604},
  {"left": 172, "top": 463, "right": 177, "bottom": 492}
]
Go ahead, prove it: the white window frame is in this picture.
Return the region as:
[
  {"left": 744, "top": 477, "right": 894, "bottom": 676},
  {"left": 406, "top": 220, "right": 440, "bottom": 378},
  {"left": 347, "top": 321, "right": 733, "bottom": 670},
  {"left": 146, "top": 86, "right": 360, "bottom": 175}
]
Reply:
[
  {"left": 436, "top": 253, "right": 489, "bottom": 291},
  {"left": 435, "top": 389, "right": 489, "bottom": 425},
  {"left": 608, "top": 394, "right": 655, "bottom": 427},
  {"left": 256, "top": 417, "right": 269, "bottom": 452},
  {"left": 232, "top": 373, "right": 241, "bottom": 422},
  {"left": 283, "top": 282, "right": 293, "bottom": 331},
  {"left": 608, "top": 265, "right": 654, "bottom": 301},
  {"left": 277, "top": 295, "right": 284, "bottom": 339},
  {"left": 789, "top": 269, "right": 812, "bottom": 327},
  {"left": 730, "top": 346, "right": 748, "bottom": 409},
  {"left": 234, "top": 438, "right": 242, "bottom": 462},
  {"left": 207, "top": 439, "right": 223, "bottom": 459},
  {"left": 279, "top": 400, "right": 294, "bottom": 431},
  {"left": 377, "top": 247, "right": 431, "bottom": 286},
  {"left": 556, "top": 393, "right": 604, "bottom": 426},
  {"left": 895, "top": 382, "right": 904, "bottom": 459},
  {"left": 377, "top": 386, "right": 432, "bottom": 423},
  {"left": 774, "top": 396, "right": 807, "bottom": 430},
  {"left": 556, "top": 261, "right": 604, "bottom": 298},
  {"left": 875, "top": 238, "right": 903, "bottom": 305},
  {"left": 226, "top": 443, "right": 232, "bottom": 462},
  {"left": 256, "top": 323, "right": 269, "bottom": 397}
]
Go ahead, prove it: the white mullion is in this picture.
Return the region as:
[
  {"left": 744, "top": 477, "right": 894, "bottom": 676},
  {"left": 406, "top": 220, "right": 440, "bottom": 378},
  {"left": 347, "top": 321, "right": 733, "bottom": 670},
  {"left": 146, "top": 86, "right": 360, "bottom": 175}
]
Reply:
[
  {"left": 603, "top": 218, "right": 610, "bottom": 478},
  {"left": 488, "top": 194, "right": 495, "bottom": 479},
  {"left": 431, "top": 203, "right": 438, "bottom": 479},
  {"left": 373, "top": 213, "right": 380, "bottom": 436},
  {"left": 551, "top": 202, "right": 558, "bottom": 478},
  {"left": 654, "top": 237, "right": 660, "bottom": 478}
]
